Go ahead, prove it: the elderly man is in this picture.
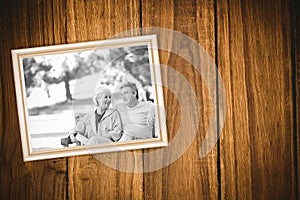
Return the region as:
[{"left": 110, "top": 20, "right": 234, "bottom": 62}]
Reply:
[{"left": 115, "top": 82, "right": 156, "bottom": 141}]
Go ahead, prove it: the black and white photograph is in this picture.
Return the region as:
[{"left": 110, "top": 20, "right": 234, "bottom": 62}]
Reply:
[{"left": 11, "top": 35, "right": 167, "bottom": 161}]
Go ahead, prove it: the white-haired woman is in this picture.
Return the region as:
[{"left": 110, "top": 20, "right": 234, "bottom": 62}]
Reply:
[{"left": 68, "top": 87, "right": 122, "bottom": 145}]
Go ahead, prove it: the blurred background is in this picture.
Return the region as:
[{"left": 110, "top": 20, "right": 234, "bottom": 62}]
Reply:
[{"left": 22, "top": 44, "right": 154, "bottom": 151}]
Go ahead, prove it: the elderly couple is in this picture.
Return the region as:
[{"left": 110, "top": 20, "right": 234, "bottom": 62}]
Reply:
[{"left": 68, "top": 82, "right": 156, "bottom": 145}]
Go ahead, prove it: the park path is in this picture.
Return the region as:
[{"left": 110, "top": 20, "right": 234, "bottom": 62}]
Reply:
[{"left": 29, "top": 111, "right": 76, "bottom": 150}]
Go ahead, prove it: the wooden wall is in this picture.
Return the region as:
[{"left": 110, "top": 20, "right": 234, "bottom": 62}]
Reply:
[{"left": 0, "top": 0, "right": 299, "bottom": 199}]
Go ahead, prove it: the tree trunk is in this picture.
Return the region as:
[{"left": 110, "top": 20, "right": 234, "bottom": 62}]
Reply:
[{"left": 64, "top": 71, "right": 72, "bottom": 101}]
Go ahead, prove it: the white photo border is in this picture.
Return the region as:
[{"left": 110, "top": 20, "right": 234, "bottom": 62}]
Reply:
[{"left": 11, "top": 35, "right": 168, "bottom": 161}]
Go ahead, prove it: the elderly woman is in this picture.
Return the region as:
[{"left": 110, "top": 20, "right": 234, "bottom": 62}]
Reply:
[{"left": 68, "top": 87, "right": 122, "bottom": 145}]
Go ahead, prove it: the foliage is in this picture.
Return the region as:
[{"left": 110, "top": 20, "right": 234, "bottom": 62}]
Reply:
[{"left": 22, "top": 45, "right": 151, "bottom": 99}]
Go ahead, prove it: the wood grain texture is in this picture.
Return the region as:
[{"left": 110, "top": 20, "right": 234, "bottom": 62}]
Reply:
[
  {"left": 65, "top": 0, "right": 144, "bottom": 199},
  {"left": 0, "top": 0, "right": 298, "bottom": 199},
  {"left": 218, "top": 0, "right": 296, "bottom": 199},
  {"left": 217, "top": 1, "right": 252, "bottom": 199},
  {"left": 295, "top": 0, "right": 300, "bottom": 197},
  {"left": 0, "top": 0, "right": 67, "bottom": 200},
  {"left": 142, "top": 0, "right": 218, "bottom": 199}
]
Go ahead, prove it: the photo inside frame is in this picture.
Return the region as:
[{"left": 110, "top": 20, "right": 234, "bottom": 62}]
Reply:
[{"left": 22, "top": 44, "right": 159, "bottom": 152}]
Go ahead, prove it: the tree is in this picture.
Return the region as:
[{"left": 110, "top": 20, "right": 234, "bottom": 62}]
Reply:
[
  {"left": 123, "top": 46, "right": 151, "bottom": 85},
  {"left": 22, "top": 57, "right": 52, "bottom": 97}
]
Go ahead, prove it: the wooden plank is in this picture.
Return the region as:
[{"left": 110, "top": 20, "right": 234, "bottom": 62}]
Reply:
[
  {"left": 0, "top": 3, "right": 4, "bottom": 159},
  {"left": 28, "top": 0, "right": 44, "bottom": 47},
  {"left": 142, "top": 0, "right": 218, "bottom": 199},
  {"left": 0, "top": 2, "right": 7, "bottom": 198},
  {"left": 42, "top": 0, "right": 55, "bottom": 46},
  {"left": 217, "top": 1, "right": 252, "bottom": 199},
  {"left": 66, "top": 0, "right": 87, "bottom": 43},
  {"left": 295, "top": 0, "right": 300, "bottom": 196},
  {"left": 218, "top": 0, "right": 296, "bottom": 199},
  {"left": 53, "top": 0, "right": 67, "bottom": 45},
  {"left": 0, "top": 0, "right": 67, "bottom": 199},
  {"left": 66, "top": 0, "right": 143, "bottom": 199}
]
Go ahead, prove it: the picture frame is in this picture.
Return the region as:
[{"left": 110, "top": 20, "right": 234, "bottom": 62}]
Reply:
[{"left": 11, "top": 35, "right": 168, "bottom": 161}]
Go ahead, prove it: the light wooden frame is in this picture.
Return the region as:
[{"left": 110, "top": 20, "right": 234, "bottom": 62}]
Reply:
[{"left": 11, "top": 35, "right": 168, "bottom": 161}]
